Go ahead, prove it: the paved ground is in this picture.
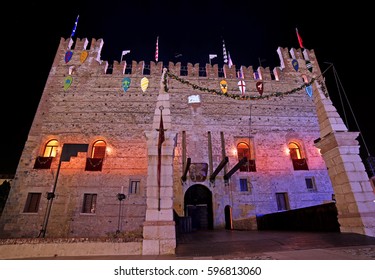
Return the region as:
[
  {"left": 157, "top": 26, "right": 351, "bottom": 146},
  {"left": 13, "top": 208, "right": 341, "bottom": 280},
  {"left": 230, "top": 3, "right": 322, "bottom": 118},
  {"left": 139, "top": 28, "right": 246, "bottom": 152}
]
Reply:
[
  {"left": 22, "top": 229, "right": 375, "bottom": 260},
  {"left": 174, "top": 229, "right": 375, "bottom": 260}
]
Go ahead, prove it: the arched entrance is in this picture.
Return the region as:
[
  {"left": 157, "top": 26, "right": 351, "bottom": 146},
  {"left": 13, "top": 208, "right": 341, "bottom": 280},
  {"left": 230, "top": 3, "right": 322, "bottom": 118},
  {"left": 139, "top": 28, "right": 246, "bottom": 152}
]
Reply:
[{"left": 184, "top": 184, "right": 213, "bottom": 230}]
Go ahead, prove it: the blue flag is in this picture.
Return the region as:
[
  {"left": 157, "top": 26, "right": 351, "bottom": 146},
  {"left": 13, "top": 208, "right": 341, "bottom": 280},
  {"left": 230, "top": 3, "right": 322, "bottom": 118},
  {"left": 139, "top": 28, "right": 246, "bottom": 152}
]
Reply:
[{"left": 70, "top": 15, "right": 79, "bottom": 38}]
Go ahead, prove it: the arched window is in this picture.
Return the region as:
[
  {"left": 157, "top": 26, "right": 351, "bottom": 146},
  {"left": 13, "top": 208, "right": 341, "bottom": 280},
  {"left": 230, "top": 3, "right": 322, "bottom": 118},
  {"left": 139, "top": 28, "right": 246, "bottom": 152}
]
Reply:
[
  {"left": 85, "top": 140, "right": 106, "bottom": 171},
  {"left": 91, "top": 140, "right": 106, "bottom": 158},
  {"left": 288, "top": 142, "right": 302, "bottom": 160},
  {"left": 34, "top": 139, "right": 59, "bottom": 169},
  {"left": 43, "top": 139, "right": 59, "bottom": 157},
  {"left": 288, "top": 141, "right": 308, "bottom": 170},
  {"left": 237, "top": 142, "right": 256, "bottom": 172}
]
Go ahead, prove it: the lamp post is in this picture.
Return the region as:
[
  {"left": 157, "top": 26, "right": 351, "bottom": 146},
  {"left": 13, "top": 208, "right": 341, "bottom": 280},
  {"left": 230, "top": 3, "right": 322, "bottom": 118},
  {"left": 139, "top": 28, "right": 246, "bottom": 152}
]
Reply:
[{"left": 116, "top": 192, "right": 126, "bottom": 234}]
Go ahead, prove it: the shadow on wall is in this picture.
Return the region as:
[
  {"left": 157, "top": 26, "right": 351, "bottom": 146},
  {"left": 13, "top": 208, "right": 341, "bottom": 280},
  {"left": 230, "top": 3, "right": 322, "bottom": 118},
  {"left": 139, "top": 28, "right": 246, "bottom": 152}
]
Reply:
[{"left": 256, "top": 202, "right": 340, "bottom": 232}]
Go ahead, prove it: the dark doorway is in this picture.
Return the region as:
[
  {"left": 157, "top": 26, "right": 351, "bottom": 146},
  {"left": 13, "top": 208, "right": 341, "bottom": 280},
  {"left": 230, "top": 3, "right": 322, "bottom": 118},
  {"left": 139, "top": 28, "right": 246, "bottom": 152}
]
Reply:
[
  {"left": 184, "top": 184, "right": 213, "bottom": 230},
  {"left": 224, "top": 205, "right": 233, "bottom": 229}
]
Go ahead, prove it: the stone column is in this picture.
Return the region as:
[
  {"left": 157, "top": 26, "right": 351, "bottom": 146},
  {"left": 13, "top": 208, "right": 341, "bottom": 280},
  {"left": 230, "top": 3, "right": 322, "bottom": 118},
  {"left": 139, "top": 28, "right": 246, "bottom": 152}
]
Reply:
[
  {"left": 313, "top": 79, "right": 375, "bottom": 237},
  {"left": 142, "top": 69, "right": 177, "bottom": 255}
]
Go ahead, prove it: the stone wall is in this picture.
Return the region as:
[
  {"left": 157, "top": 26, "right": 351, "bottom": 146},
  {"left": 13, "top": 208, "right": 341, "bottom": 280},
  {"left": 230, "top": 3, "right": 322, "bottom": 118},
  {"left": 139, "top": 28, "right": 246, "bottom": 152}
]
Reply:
[{"left": 0, "top": 37, "right": 335, "bottom": 239}]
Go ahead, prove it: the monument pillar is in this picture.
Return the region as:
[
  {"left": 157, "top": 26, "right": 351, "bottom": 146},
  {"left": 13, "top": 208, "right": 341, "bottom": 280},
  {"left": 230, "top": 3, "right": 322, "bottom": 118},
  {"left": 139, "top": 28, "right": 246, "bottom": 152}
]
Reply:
[
  {"left": 142, "top": 69, "right": 177, "bottom": 255},
  {"left": 313, "top": 79, "right": 375, "bottom": 237}
]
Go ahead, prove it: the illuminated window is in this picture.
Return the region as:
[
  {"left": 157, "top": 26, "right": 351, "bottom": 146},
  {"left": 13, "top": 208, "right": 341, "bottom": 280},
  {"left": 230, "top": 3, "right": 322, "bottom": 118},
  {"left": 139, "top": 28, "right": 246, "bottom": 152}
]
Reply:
[
  {"left": 85, "top": 140, "right": 106, "bottom": 171},
  {"left": 288, "top": 141, "right": 308, "bottom": 170},
  {"left": 91, "top": 140, "right": 106, "bottom": 158},
  {"left": 82, "top": 194, "right": 97, "bottom": 214},
  {"left": 288, "top": 142, "right": 302, "bottom": 159},
  {"left": 237, "top": 142, "right": 256, "bottom": 172},
  {"left": 23, "top": 193, "right": 41, "bottom": 213},
  {"left": 43, "top": 139, "right": 59, "bottom": 157},
  {"left": 34, "top": 140, "right": 58, "bottom": 169}
]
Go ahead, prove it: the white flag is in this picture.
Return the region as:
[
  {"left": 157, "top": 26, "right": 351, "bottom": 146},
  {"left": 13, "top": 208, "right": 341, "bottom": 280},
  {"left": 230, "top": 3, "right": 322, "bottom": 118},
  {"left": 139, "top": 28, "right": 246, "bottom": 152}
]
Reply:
[
  {"left": 209, "top": 54, "right": 217, "bottom": 60},
  {"left": 155, "top": 36, "right": 159, "bottom": 62},
  {"left": 222, "top": 39, "right": 228, "bottom": 64},
  {"left": 121, "top": 50, "right": 130, "bottom": 61},
  {"left": 228, "top": 51, "right": 233, "bottom": 68}
]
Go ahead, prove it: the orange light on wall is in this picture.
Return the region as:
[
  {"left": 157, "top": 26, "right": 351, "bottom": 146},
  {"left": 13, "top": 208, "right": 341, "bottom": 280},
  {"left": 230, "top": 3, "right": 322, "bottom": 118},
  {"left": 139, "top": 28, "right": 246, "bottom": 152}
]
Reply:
[
  {"left": 106, "top": 146, "right": 112, "bottom": 155},
  {"left": 232, "top": 148, "right": 237, "bottom": 156},
  {"left": 284, "top": 146, "right": 290, "bottom": 156}
]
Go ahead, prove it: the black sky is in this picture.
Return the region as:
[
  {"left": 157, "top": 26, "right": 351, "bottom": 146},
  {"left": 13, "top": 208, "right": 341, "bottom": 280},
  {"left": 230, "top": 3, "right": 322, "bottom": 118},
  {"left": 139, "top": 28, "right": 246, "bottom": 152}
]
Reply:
[{"left": 1, "top": 0, "right": 373, "bottom": 175}]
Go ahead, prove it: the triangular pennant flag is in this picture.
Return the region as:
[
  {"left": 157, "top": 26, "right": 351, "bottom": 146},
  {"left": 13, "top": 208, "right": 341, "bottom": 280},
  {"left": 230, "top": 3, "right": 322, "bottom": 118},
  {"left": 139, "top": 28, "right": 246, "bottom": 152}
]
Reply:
[
  {"left": 305, "top": 85, "right": 313, "bottom": 97},
  {"left": 256, "top": 81, "right": 263, "bottom": 95},
  {"left": 296, "top": 28, "right": 304, "bottom": 49},
  {"left": 222, "top": 40, "right": 228, "bottom": 64},
  {"left": 64, "top": 76, "right": 73, "bottom": 91},
  {"left": 238, "top": 80, "right": 246, "bottom": 95},
  {"left": 140, "top": 77, "right": 149, "bottom": 92},
  {"left": 80, "top": 50, "right": 88, "bottom": 63},
  {"left": 292, "top": 59, "right": 299, "bottom": 71},
  {"left": 65, "top": 51, "right": 73, "bottom": 63},
  {"left": 121, "top": 77, "right": 131, "bottom": 92},
  {"left": 306, "top": 60, "right": 313, "bottom": 72},
  {"left": 220, "top": 80, "right": 228, "bottom": 93},
  {"left": 155, "top": 36, "right": 159, "bottom": 62}
]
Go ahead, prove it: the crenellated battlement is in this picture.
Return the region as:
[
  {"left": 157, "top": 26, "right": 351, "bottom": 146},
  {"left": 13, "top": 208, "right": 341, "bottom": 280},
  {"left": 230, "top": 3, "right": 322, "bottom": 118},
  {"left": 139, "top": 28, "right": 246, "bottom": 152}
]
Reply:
[{"left": 57, "top": 37, "right": 321, "bottom": 81}]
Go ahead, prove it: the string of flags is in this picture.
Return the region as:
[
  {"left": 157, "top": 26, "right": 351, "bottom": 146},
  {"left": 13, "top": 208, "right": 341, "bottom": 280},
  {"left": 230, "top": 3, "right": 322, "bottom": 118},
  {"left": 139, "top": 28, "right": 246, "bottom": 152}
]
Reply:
[
  {"left": 63, "top": 46, "right": 315, "bottom": 98},
  {"left": 63, "top": 25, "right": 314, "bottom": 97}
]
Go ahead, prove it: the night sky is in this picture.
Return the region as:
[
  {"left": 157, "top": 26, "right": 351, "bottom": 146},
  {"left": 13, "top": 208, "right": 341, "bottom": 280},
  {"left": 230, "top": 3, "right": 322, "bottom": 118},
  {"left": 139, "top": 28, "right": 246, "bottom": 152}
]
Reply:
[{"left": 1, "top": 0, "right": 373, "bottom": 175}]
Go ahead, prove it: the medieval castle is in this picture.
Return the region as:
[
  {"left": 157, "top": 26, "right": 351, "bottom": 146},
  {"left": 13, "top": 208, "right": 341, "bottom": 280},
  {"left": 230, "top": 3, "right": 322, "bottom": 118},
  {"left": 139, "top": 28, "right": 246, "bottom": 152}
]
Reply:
[{"left": 0, "top": 36, "right": 374, "bottom": 255}]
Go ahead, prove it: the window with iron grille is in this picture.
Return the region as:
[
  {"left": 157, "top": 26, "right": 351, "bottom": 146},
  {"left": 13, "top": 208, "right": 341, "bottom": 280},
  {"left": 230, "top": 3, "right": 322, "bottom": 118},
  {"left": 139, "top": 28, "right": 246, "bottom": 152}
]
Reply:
[
  {"left": 82, "top": 193, "right": 97, "bottom": 214},
  {"left": 23, "top": 193, "right": 41, "bottom": 213},
  {"left": 239, "top": 178, "right": 248, "bottom": 192},
  {"left": 130, "top": 180, "right": 140, "bottom": 194}
]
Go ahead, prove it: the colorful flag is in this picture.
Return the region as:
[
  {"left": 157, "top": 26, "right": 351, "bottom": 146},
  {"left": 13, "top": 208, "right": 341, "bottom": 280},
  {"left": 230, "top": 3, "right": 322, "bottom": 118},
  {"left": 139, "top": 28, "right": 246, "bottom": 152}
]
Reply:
[
  {"left": 155, "top": 36, "right": 159, "bottom": 62},
  {"left": 228, "top": 51, "right": 233, "bottom": 68},
  {"left": 256, "top": 81, "right": 264, "bottom": 95},
  {"left": 296, "top": 28, "right": 304, "bottom": 49},
  {"left": 237, "top": 67, "right": 244, "bottom": 79},
  {"left": 70, "top": 15, "right": 79, "bottom": 38},
  {"left": 222, "top": 39, "right": 228, "bottom": 64},
  {"left": 253, "top": 71, "right": 259, "bottom": 80}
]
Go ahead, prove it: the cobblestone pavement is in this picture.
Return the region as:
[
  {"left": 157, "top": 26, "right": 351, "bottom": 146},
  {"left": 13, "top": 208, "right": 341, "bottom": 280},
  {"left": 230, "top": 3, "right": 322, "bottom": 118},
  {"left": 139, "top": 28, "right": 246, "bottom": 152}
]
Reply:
[
  {"left": 174, "top": 229, "right": 375, "bottom": 260},
  {"left": 15, "top": 229, "right": 375, "bottom": 260}
]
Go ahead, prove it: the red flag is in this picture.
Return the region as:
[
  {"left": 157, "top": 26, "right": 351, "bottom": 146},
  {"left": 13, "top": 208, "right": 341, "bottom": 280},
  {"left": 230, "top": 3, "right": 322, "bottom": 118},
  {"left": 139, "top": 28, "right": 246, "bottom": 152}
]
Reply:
[
  {"left": 158, "top": 112, "right": 165, "bottom": 150},
  {"left": 296, "top": 28, "right": 304, "bottom": 49},
  {"left": 155, "top": 36, "right": 159, "bottom": 62}
]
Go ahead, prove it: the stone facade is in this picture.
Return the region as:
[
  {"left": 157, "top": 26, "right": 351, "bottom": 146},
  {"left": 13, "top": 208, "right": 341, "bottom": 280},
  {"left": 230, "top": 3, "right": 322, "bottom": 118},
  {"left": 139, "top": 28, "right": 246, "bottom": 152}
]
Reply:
[{"left": 2, "top": 36, "right": 373, "bottom": 254}]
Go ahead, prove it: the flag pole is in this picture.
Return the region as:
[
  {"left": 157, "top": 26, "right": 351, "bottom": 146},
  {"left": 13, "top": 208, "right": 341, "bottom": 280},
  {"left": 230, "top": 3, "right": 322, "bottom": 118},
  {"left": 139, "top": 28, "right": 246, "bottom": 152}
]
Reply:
[
  {"left": 39, "top": 158, "right": 62, "bottom": 237},
  {"left": 157, "top": 106, "right": 166, "bottom": 211}
]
